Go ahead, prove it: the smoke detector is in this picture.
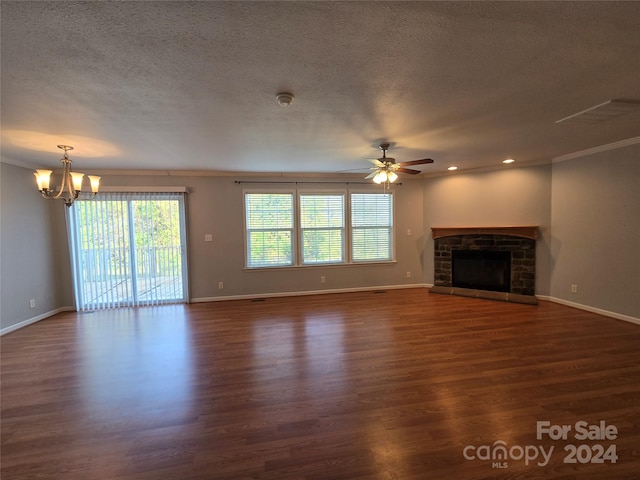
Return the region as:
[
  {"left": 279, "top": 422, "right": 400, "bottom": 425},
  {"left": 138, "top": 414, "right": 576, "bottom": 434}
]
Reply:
[{"left": 276, "top": 92, "right": 294, "bottom": 107}]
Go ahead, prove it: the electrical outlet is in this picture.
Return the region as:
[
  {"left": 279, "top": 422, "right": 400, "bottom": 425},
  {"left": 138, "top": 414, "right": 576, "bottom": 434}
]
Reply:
[
  {"left": 406, "top": 271, "right": 411, "bottom": 278},
  {"left": 571, "top": 284, "right": 578, "bottom": 294},
  {"left": 204, "top": 234, "right": 213, "bottom": 242},
  {"left": 320, "top": 276, "right": 326, "bottom": 284},
  {"left": 407, "top": 228, "right": 412, "bottom": 236},
  {"left": 218, "top": 282, "right": 224, "bottom": 289},
  {"left": 29, "top": 298, "right": 36, "bottom": 309}
]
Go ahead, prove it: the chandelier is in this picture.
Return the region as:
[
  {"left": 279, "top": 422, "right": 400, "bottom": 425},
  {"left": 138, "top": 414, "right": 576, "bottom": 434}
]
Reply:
[{"left": 34, "top": 145, "right": 101, "bottom": 207}]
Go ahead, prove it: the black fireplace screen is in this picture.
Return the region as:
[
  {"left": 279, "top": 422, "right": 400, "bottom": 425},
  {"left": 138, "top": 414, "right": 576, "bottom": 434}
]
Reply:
[{"left": 452, "top": 250, "right": 511, "bottom": 293}]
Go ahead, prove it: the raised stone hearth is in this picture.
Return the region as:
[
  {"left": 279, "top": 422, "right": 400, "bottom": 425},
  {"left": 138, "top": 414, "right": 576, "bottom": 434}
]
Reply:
[{"left": 431, "top": 226, "right": 538, "bottom": 304}]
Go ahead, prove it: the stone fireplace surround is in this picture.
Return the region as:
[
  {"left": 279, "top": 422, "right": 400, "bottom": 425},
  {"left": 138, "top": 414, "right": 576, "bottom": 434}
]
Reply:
[{"left": 430, "top": 226, "right": 538, "bottom": 304}]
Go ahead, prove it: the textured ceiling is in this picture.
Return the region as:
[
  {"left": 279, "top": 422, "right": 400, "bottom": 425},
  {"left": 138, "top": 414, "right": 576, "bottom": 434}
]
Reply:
[{"left": 2, "top": 1, "right": 640, "bottom": 177}]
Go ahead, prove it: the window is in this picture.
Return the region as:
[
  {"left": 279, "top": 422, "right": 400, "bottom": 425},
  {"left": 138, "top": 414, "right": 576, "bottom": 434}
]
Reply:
[
  {"left": 244, "top": 190, "right": 393, "bottom": 268},
  {"left": 300, "top": 194, "right": 344, "bottom": 264},
  {"left": 245, "top": 193, "right": 294, "bottom": 267},
  {"left": 351, "top": 193, "right": 393, "bottom": 262}
]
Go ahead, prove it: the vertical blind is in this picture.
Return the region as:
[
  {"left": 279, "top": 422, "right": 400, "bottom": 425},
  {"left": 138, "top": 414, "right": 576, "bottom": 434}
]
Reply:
[{"left": 68, "top": 192, "right": 188, "bottom": 310}]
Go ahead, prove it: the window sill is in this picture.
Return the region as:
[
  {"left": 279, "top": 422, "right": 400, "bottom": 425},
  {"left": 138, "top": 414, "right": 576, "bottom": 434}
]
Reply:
[{"left": 244, "top": 261, "right": 397, "bottom": 271}]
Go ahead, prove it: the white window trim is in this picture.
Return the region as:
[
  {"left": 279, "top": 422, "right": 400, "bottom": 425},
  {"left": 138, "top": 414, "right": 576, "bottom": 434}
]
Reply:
[
  {"left": 244, "top": 189, "right": 297, "bottom": 268},
  {"left": 298, "top": 190, "right": 346, "bottom": 266},
  {"left": 349, "top": 190, "right": 395, "bottom": 263}
]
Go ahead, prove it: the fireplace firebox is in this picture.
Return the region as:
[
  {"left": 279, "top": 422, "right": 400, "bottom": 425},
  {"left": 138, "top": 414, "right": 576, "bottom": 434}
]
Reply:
[{"left": 452, "top": 250, "right": 511, "bottom": 293}]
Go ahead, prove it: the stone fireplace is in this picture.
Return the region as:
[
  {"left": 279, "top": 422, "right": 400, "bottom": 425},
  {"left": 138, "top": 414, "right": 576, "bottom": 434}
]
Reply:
[{"left": 430, "top": 226, "right": 538, "bottom": 304}]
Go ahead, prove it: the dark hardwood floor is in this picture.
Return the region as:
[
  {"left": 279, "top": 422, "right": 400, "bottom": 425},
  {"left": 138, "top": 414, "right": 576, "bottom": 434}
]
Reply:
[{"left": 2, "top": 289, "right": 639, "bottom": 479}]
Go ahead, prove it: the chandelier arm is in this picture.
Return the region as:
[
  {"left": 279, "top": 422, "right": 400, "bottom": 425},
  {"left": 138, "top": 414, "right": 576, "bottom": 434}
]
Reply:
[
  {"left": 65, "top": 162, "right": 78, "bottom": 206},
  {"left": 50, "top": 161, "right": 69, "bottom": 200},
  {"left": 65, "top": 165, "right": 74, "bottom": 205}
]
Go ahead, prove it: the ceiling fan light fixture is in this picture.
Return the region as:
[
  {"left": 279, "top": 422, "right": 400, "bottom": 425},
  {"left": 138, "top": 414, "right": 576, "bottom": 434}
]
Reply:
[
  {"left": 365, "top": 142, "right": 434, "bottom": 185},
  {"left": 373, "top": 170, "right": 388, "bottom": 184}
]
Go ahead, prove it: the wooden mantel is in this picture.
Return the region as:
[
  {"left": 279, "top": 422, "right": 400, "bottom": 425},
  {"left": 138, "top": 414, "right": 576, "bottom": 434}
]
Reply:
[{"left": 431, "top": 226, "right": 538, "bottom": 240}]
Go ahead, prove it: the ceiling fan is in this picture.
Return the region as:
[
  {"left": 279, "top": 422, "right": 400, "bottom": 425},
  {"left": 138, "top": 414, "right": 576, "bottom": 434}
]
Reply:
[{"left": 365, "top": 143, "right": 434, "bottom": 184}]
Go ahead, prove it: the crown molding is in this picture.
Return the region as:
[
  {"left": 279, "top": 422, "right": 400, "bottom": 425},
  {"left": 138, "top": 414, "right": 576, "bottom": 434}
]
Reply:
[{"left": 552, "top": 136, "right": 640, "bottom": 164}]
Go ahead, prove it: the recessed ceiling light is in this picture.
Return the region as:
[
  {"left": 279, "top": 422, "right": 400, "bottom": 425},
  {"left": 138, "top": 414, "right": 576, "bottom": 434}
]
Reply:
[
  {"left": 447, "top": 166, "right": 458, "bottom": 171},
  {"left": 503, "top": 158, "right": 515, "bottom": 164}
]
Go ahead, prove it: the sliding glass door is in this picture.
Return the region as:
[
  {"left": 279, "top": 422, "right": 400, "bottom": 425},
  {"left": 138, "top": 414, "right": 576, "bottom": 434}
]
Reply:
[{"left": 68, "top": 192, "right": 188, "bottom": 310}]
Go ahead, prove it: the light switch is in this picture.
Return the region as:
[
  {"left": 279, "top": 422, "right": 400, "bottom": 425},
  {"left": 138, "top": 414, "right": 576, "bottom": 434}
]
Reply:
[{"left": 204, "top": 234, "right": 213, "bottom": 242}]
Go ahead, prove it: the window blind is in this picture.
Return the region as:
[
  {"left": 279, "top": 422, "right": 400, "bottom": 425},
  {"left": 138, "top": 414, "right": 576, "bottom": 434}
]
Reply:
[
  {"left": 245, "top": 193, "right": 294, "bottom": 267},
  {"left": 300, "top": 194, "right": 345, "bottom": 264},
  {"left": 350, "top": 193, "right": 393, "bottom": 262}
]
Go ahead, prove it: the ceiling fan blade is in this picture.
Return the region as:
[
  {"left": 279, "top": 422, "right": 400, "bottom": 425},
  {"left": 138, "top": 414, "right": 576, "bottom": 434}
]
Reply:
[
  {"left": 396, "top": 167, "right": 421, "bottom": 175},
  {"left": 369, "top": 159, "right": 385, "bottom": 167},
  {"left": 397, "top": 158, "right": 434, "bottom": 166},
  {"left": 336, "top": 168, "right": 371, "bottom": 173},
  {"left": 364, "top": 171, "right": 378, "bottom": 179}
]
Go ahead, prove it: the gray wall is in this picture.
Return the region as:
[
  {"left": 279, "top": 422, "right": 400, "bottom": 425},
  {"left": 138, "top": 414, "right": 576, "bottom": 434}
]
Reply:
[
  {"left": 1, "top": 162, "right": 73, "bottom": 330},
  {"left": 1, "top": 166, "right": 427, "bottom": 330},
  {"left": 101, "top": 173, "right": 427, "bottom": 300},
  {"left": 422, "top": 164, "right": 553, "bottom": 296},
  {"left": 3, "top": 147, "right": 638, "bottom": 332},
  {"left": 550, "top": 143, "right": 640, "bottom": 318}
]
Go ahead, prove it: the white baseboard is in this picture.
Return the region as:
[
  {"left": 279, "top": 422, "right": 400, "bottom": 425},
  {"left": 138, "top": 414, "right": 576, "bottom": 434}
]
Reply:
[
  {"left": 1, "top": 306, "right": 75, "bottom": 336},
  {"left": 191, "top": 283, "right": 430, "bottom": 304},
  {"left": 536, "top": 295, "right": 640, "bottom": 326}
]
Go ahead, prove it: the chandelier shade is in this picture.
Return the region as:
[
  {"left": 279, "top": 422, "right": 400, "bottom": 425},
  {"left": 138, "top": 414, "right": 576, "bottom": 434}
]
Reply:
[
  {"left": 34, "top": 169, "right": 53, "bottom": 190},
  {"left": 34, "top": 145, "right": 100, "bottom": 207}
]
